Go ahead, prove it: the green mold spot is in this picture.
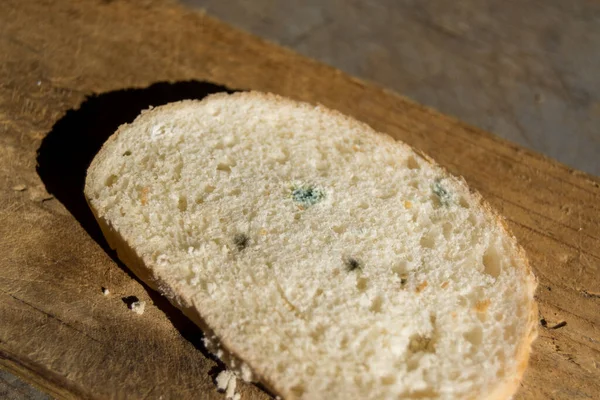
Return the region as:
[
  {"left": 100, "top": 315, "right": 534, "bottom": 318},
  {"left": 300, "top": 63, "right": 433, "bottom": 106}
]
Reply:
[
  {"left": 291, "top": 184, "right": 325, "bottom": 207},
  {"left": 432, "top": 179, "right": 451, "bottom": 206}
]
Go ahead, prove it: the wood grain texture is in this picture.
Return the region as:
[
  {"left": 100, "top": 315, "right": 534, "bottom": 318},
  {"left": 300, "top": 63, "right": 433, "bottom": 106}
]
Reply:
[{"left": 0, "top": 0, "right": 598, "bottom": 399}]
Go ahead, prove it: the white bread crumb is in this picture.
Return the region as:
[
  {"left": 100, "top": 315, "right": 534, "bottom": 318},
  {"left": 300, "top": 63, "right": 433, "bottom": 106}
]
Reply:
[
  {"left": 216, "top": 370, "right": 239, "bottom": 399},
  {"left": 128, "top": 300, "right": 146, "bottom": 315}
]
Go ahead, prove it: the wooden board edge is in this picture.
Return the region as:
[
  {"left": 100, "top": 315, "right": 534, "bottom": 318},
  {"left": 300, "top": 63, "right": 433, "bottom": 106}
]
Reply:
[{"left": 0, "top": 345, "right": 92, "bottom": 400}]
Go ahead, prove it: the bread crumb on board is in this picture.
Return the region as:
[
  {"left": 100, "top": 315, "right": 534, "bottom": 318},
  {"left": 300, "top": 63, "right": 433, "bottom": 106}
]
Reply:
[
  {"left": 216, "top": 370, "right": 241, "bottom": 400},
  {"left": 122, "top": 296, "right": 146, "bottom": 315},
  {"left": 129, "top": 300, "right": 146, "bottom": 315}
]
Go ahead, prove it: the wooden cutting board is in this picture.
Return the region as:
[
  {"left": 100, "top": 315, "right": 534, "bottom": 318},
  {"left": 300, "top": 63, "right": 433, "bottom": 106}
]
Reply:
[{"left": 1, "top": 0, "right": 598, "bottom": 398}]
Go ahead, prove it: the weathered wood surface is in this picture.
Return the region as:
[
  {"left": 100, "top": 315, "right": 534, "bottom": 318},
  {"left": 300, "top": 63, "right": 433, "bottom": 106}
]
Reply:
[{"left": 0, "top": 0, "right": 598, "bottom": 398}]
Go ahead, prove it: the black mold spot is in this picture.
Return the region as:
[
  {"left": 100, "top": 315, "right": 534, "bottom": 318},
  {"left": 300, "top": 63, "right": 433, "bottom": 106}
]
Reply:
[
  {"left": 345, "top": 257, "right": 362, "bottom": 272},
  {"left": 123, "top": 150, "right": 132, "bottom": 156},
  {"left": 233, "top": 233, "right": 249, "bottom": 251}
]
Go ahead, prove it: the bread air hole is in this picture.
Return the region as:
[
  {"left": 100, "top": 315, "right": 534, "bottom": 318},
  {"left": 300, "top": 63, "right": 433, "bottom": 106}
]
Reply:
[
  {"left": 310, "top": 325, "right": 326, "bottom": 343},
  {"left": 442, "top": 222, "right": 453, "bottom": 239},
  {"left": 420, "top": 232, "right": 436, "bottom": 249},
  {"left": 332, "top": 225, "right": 346, "bottom": 234},
  {"left": 370, "top": 295, "right": 383, "bottom": 313},
  {"left": 213, "top": 141, "right": 224, "bottom": 150},
  {"left": 407, "top": 155, "right": 421, "bottom": 170},
  {"left": 340, "top": 336, "right": 349, "bottom": 350},
  {"left": 477, "top": 311, "right": 488, "bottom": 323},
  {"left": 140, "top": 155, "right": 150, "bottom": 167},
  {"left": 504, "top": 324, "right": 517, "bottom": 341},
  {"left": 448, "top": 370, "right": 460, "bottom": 380},
  {"left": 105, "top": 174, "right": 118, "bottom": 187},
  {"left": 173, "top": 162, "right": 183, "bottom": 180},
  {"left": 468, "top": 213, "right": 478, "bottom": 225},
  {"left": 482, "top": 246, "right": 502, "bottom": 278},
  {"left": 391, "top": 260, "right": 408, "bottom": 276},
  {"left": 376, "top": 190, "right": 397, "bottom": 200},
  {"left": 408, "top": 334, "right": 434, "bottom": 353},
  {"left": 495, "top": 350, "right": 506, "bottom": 377},
  {"left": 203, "top": 184, "right": 215, "bottom": 193},
  {"left": 276, "top": 149, "right": 289, "bottom": 164},
  {"left": 290, "top": 385, "right": 305, "bottom": 397},
  {"left": 122, "top": 150, "right": 132, "bottom": 156},
  {"left": 216, "top": 162, "right": 232, "bottom": 173},
  {"left": 406, "top": 355, "right": 420, "bottom": 372},
  {"left": 356, "top": 277, "right": 368, "bottom": 292},
  {"left": 464, "top": 326, "right": 483, "bottom": 346},
  {"left": 459, "top": 196, "right": 470, "bottom": 208},
  {"left": 406, "top": 389, "right": 439, "bottom": 398},
  {"left": 178, "top": 196, "right": 187, "bottom": 212}
]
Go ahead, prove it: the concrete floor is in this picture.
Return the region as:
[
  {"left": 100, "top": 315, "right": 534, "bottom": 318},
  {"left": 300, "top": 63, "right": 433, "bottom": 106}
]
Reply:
[
  {"left": 0, "top": 370, "right": 50, "bottom": 400},
  {"left": 184, "top": 0, "right": 600, "bottom": 176}
]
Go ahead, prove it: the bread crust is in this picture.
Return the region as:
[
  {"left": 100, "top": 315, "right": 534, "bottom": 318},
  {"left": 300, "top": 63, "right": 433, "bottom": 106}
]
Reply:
[{"left": 85, "top": 91, "right": 537, "bottom": 400}]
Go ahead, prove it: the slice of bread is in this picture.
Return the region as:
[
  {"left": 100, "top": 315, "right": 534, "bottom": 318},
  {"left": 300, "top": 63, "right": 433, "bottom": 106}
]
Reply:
[{"left": 85, "top": 92, "right": 537, "bottom": 400}]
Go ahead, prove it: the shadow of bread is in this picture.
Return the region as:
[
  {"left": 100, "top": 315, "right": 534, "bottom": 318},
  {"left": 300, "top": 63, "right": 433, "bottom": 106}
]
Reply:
[{"left": 36, "top": 80, "right": 240, "bottom": 371}]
